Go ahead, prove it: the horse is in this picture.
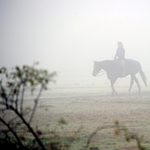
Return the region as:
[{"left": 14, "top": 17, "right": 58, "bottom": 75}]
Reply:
[{"left": 92, "top": 59, "right": 147, "bottom": 95}]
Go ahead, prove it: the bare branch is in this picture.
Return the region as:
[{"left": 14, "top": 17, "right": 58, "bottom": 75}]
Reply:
[
  {"left": 20, "top": 80, "right": 26, "bottom": 114},
  {"left": 10, "top": 106, "right": 46, "bottom": 150},
  {"left": 28, "top": 85, "right": 43, "bottom": 124},
  {"left": 0, "top": 117, "right": 24, "bottom": 148},
  {"left": 15, "top": 83, "right": 21, "bottom": 111}
]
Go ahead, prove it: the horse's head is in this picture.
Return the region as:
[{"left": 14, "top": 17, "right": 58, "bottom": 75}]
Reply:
[{"left": 92, "top": 61, "right": 102, "bottom": 76}]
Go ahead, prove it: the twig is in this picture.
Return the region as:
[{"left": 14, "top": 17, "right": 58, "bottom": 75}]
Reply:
[
  {"left": 0, "top": 117, "right": 24, "bottom": 148},
  {"left": 15, "top": 83, "right": 21, "bottom": 111},
  {"left": 11, "top": 106, "right": 46, "bottom": 150},
  {"left": 20, "top": 80, "right": 26, "bottom": 114},
  {"left": 0, "top": 102, "right": 46, "bottom": 150},
  {"left": 28, "top": 85, "right": 43, "bottom": 124}
]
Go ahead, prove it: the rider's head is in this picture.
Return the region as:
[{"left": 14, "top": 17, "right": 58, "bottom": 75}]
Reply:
[{"left": 117, "top": 42, "right": 123, "bottom": 47}]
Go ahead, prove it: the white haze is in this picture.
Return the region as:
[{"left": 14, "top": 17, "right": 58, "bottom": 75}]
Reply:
[{"left": 1, "top": 0, "right": 150, "bottom": 85}]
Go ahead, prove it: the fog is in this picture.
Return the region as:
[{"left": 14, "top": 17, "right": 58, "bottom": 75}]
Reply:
[{"left": 1, "top": 0, "right": 150, "bottom": 85}]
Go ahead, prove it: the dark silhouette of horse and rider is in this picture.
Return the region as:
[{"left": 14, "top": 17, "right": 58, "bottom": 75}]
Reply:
[{"left": 92, "top": 42, "right": 147, "bottom": 95}]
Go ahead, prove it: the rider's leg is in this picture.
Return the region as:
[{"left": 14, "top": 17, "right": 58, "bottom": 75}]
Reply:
[{"left": 121, "top": 59, "right": 126, "bottom": 76}]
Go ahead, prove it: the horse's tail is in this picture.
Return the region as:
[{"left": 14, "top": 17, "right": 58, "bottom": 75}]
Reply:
[{"left": 139, "top": 63, "right": 147, "bottom": 86}]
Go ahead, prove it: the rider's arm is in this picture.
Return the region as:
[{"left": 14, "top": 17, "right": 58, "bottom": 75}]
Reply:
[{"left": 114, "top": 49, "right": 118, "bottom": 59}]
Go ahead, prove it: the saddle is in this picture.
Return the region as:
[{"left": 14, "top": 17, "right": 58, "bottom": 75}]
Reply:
[{"left": 107, "top": 59, "right": 139, "bottom": 79}]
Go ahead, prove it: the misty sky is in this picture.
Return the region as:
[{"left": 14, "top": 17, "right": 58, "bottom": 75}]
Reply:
[{"left": 1, "top": 0, "right": 150, "bottom": 73}]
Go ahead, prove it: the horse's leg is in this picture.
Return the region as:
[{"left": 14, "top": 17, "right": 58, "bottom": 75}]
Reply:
[
  {"left": 110, "top": 78, "right": 117, "bottom": 95},
  {"left": 128, "top": 75, "right": 134, "bottom": 92},
  {"left": 134, "top": 76, "right": 141, "bottom": 93}
]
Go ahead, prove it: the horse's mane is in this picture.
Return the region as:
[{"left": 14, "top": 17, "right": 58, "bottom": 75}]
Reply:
[{"left": 100, "top": 60, "right": 116, "bottom": 70}]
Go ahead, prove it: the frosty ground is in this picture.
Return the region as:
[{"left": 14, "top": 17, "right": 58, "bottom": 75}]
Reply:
[{"left": 26, "top": 80, "right": 150, "bottom": 150}]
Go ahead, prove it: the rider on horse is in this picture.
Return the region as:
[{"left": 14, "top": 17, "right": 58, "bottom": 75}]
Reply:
[{"left": 114, "top": 42, "right": 126, "bottom": 76}]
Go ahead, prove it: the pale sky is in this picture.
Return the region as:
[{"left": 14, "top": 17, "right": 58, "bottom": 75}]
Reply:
[{"left": 1, "top": 0, "right": 150, "bottom": 74}]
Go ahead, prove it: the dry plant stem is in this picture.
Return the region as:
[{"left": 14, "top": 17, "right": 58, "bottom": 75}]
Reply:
[
  {"left": 0, "top": 117, "right": 24, "bottom": 148},
  {"left": 84, "top": 125, "right": 115, "bottom": 150},
  {"left": 7, "top": 83, "right": 20, "bottom": 110},
  {"left": 20, "top": 81, "right": 26, "bottom": 114},
  {"left": 15, "top": 84, "right": 21, "bottom": 110},
  {"left": 11, "top": 105, "right": 46, "bottom": 150},
  {"left": 117, "top": 124, "right": 146, "bottom": 150},
  {"left": 0, "top": 98, "right": 46, "bottom": 150},
  {"left": 28, "top": 85, "right": 43, "bottom": 124},
  {"left": 129, "top": 133, "right": 144, "bottom": 150},
  {"left": 135, "top": 136, "right": 142, "bottom": 150},
  {"left": 7, "top": 84, "right": 15, "bottom": 99},
  {"left": 0, "top": 65, "right": 57, "bottom": 150}
]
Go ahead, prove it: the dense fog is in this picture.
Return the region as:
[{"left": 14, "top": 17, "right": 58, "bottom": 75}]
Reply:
[{"left": 1, "top": 0, "right": 150, "bottom": 85}]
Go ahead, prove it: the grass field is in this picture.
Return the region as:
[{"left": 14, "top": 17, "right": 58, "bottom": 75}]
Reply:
[
  {"left": 2, "top": 71, "right": 150, "bottom": 149},
  {"left": 23, "top": 74, "right": 150, "bottom": 150}
]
